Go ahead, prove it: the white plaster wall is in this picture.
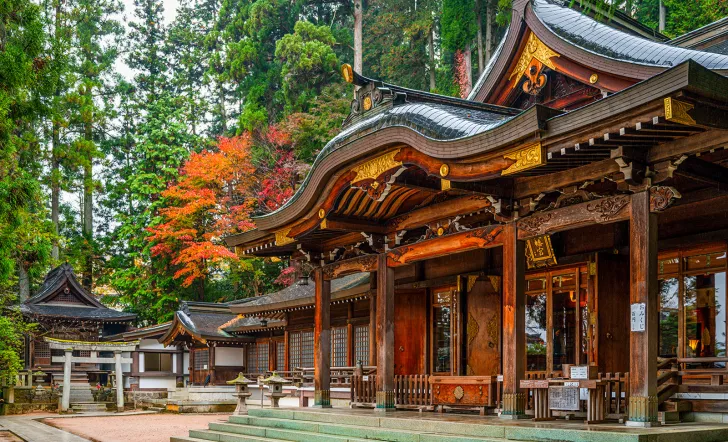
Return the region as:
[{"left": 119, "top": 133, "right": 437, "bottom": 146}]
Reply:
[
  {"left": 139, "top": 376, "right": 177, "bottom": 390},
  {"left": 215, "top": 347, "right": 244, "bottom": 366},
  {"left": 139, "top": 352, "right": 145, "bottom": 372},
  {"left": 122, "top": 351, "right": 132, "bottom": 373},
  {"left": 139, "top": 338, "right": 168, "bottom": 350},
  {"left": 183, "top": 352, "right": 190, "bottom": 374}
]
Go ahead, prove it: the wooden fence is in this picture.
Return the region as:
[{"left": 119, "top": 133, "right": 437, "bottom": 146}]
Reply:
[{"left": 351, "top": 374, "right": 431, "bottom": 408}]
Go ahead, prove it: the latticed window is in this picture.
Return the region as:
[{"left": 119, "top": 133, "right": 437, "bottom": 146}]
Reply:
[
  {"left": 246, "top": 345, "right": 257, "bottom": 372},
  {"left": 354, "top": 325, "right": 369, "bottom": 365},
  {"left": 52, "top": 291, "right": 80, "bottom": 304},
  {"left": 257, "top": 342, "right": 269, "bottom": 372},
  {"left": 35, "top": 340, "right": 50, "bottom": 359},
  {"left": 301, "top": 330, "right": 314, "bottom": 368},
  {"left": 194, "top": 349, "right": 209, "bottom": 370},
  {"left": 331, "top": 326, "right": 348, "bottom": 367},
  {"left": 276, "top": 341, "right": 285, "bottom": 371},
  {"left": 288, "top": 332, "right": 301, "bottom": 368}
]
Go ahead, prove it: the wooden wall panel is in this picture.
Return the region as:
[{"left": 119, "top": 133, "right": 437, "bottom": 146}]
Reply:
[
  {"left": 393, "top": 289, "right": 427, "bottom": 375},
  {"left": 596, "top": 251, "right": 631, "bottom": 373},
  {"left": 424, "top": 249, "right": 487, "bottom": 280},
  {"left": 466, "top": 279, "right": 502, "bottom": 376}
]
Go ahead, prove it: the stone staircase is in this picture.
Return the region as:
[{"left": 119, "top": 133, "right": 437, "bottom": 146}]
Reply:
[{"left": 170, "top": 408, "right": 728, "bottom": 442}]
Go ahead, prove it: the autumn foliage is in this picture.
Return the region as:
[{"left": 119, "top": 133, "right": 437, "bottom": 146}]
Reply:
[{"left": 148, "top": 135, "right": 257, "bottom": 287}]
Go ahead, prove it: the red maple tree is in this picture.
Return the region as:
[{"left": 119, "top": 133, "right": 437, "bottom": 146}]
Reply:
[{"left": 148, "top": 135, "right": 257, "bottom": 288}]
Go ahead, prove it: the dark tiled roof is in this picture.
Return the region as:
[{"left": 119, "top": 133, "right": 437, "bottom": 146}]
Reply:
[
  {"left": 252, "top": 101, "right": 519, "bottom": 223},
  {"left": 222, "top": 316, "right": 286, "bottom": 333},
  {"left": 533, "top": 0, "right": 728, "bottom": 69},
  {"left": 229, "top": 272, "right": 371, "bottom": 316},
  {"left": 20, "top": 304, "right": 137, "bottom": 321},
  {"left": 669, "top": 17, "right": 728, "bottom": 54},
  {"left": 26, "top": 263, "right": 103, "bottom": 307}
]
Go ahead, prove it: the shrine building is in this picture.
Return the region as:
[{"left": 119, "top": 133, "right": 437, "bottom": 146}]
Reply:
[{"left": 186, "top": 0, "right": 728, "bottom": 436}]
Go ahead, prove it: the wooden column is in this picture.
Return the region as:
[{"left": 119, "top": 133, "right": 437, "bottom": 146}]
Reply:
[
  {"left": 347, "top": 303, "right": 354, "bottom": 367},
  {"left": 313, "top": 267, "right": 332, "bottom": 407},
  {"left": 501, "top": 222, "right": 526, "bottom": 418},
  {"left": 284, "top": 330, "right": 290, "bottom": 372},
  {"left": 627, "top": 190, "right": 659, "bottom": 426},
  {"left": 375, "top": 253, "right": 395, "bottom": 411},
  {"left": 209, "top": 345, "right": 216, "bottom": 385},
  {"left": 369, "top": 292, "right": 377, "bottom": 366}
]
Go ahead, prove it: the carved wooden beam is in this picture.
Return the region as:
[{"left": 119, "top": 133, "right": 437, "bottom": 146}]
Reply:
[
  {"left": 286, "top": 170, "right": 357, "bottom": 239},
  {"left": 322, "top": 254, "right": 379, "bottom": 281},
  {"left": 394, "top": 147, "right": 514, "bottom": 181},
  {"left": 319, "top": 217, "right": 388, "bottom": 234},
  {"left": 386, "top": 194, "right": 494, "bottom": 232},
  {"left": 517, "top": 186, "right": 680, "bottom": 239},
  {"left": 517, "top": 194, "right": 632, "bottom": 240},
  {"left": 386, "top": 225, "right": 504, "bottom": 267}
]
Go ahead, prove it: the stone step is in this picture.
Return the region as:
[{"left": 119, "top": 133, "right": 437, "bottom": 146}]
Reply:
[
  {"left": 246, "top": 409, "right": 508, "bottom": 440},
  {"left": 210, "top": 419, "right": 504, "bottom": 442},
  {"left": 71, "top": 403, "right": 108, "bottom": 413}
]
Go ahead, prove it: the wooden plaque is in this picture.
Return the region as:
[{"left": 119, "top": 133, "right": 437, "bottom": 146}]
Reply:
[
  {"left": 429, "top": 376, "right": 495, "bottom": 407},
  {"left": 548, "top": 386, "right": 580, "bottom": 411},
  {"left": 520, "top": 379, "right": 549, "bottom": 389}
]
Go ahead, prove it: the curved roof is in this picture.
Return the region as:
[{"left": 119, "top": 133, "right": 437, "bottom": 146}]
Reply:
[
  {"left": 252, "top": 99, "right": 519, "bottom": 225},
  {"left": 533, "top": 0, "right": 728, "bottom": 70}
]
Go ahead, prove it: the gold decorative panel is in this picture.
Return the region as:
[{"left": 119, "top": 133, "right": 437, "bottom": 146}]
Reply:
[
  {"left": 664, "top": 97, "right": 696, "bottom": 126},
  {"left": 501, "top": 142, "right": 544, "bottom": 175},
  {"left": 350, "top": 149, "right": 403, "bottom": 183},
  {"left": 275, "top": 228, "right": 294, "bottom": 246},
  {"left": 509, "top": 32, "right": 560, "bottom": 83}
]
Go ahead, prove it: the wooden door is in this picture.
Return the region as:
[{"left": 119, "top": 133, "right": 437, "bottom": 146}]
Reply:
[
  {"left": 465, "top": 277, "right": 501, "bottom": 375},
  {"left": 394, "top": 289, "right": 427, "bottom": 375}
]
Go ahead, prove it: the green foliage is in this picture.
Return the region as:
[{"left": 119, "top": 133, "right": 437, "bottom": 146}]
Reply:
[
  {"left": 275, "top": 21, "right": 339, "bottom": 114},
  {"left": 441, "top": 0, "right": 477, "bottom": 52}
]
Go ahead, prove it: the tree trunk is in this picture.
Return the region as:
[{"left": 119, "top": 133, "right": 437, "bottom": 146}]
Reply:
[
  {"left": 485, "top": 0, "right": 493, "bottom": 63},
  {"left": 476, "top": 0, "right": 484, "bottom": 75},
  {"left": 18, "top": 263, "right": 30, "bottom": 303},
  {"left": 428, "top": 28, "right": 436, "bottom": 91},
  {"left": 82, "top": 87, "right": 94, "bottom": 290},
  {"left": 353, "top": 0, "right": 363, "bottom": 74},
  {"left": 51, "top": 0, "right": 63, "bottom": 262},
  {"left": 51, "top": 127, "right": 60, "bottom": 261},
  {"left": 464, "top": 44, "right": 473, "bottom": 97},
  {"left": 218, "top": 79, "right": 227, "bottom": 134}
]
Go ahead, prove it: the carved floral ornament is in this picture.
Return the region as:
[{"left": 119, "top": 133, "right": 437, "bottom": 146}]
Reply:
[
  {"left": 509, "top": 32, "right": 560, "bottom": 95},
  {"left": 586, "top": 195, "right": 631, "bottom": 221},
  {"left": 501, "top": 142, "right": 545, "bottom": 175},
  {"left": 650, "top": 186, "right": 681, "bottom": 212},
  {"left": 275, "top": 228, "right": 294, "bottom": 246},
  {"left": 349, "top": 149, "right": 407, "bottom": 201}
]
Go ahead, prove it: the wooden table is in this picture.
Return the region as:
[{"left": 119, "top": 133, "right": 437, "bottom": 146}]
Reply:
[{"left": 520, "top": 378, "right": 607, "bottom": 423}]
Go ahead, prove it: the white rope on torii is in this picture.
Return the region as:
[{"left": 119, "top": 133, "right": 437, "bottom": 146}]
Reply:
[{"left": 46, "top": 338, "right": 137, "bottom": 412}]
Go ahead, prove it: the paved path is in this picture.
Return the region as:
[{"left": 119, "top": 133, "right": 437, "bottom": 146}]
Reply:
[{"left": 0, "top": 411, "right": 156, "bottom": 442}]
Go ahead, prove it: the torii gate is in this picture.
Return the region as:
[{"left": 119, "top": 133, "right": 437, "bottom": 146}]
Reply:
[{"left": 47, "top": 338, "right": 137, "bottom": 412}]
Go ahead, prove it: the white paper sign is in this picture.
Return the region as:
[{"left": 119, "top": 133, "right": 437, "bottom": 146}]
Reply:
[
  {"left": 631, "top": 303, "right": 646, "bottom": 332},
  {"left": 497, "top": 375, "right": 504, "bottom": 382},
  {"left": 564, "top": 381, "right": 579, "bottom": 387},
  {"left": 580, "top": 388, "right": 589, "bottom": 401},
  {"left": 570, "top": 366, "right": 588, "bottom": 380},
  {"left": 362, "top": 375, "right": 369, "bottom": 381}
]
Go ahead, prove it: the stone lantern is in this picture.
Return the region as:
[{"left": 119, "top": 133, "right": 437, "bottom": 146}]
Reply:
[
  {"left": 226, "top": 372, "right": 254, "bottom": 415},
  {"left": 262, "top": 372, "right": 291, "bottom": 408}
]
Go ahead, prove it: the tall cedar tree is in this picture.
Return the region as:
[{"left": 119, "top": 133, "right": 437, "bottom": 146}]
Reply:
[{"left": 0, "top": 0, "right": 51, "bottom": 377}]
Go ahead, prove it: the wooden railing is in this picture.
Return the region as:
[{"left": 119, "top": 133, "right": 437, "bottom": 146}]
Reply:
[
  {"left": 351, "top": 374, "right": 376, "bottom": 406},
  {"left": 600, "top": 372, "right": 629, "bottom": 417},
  {"left": 394, "top": 374, "right": 430, "bottom": 407}
]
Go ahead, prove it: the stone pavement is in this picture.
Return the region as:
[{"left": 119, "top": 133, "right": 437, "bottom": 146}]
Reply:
[{"left": 0, "top": 410, "right": 156, "bottom": 442}]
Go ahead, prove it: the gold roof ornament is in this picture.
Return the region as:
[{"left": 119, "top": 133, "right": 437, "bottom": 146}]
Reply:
[
  {"left": 341, "top": 64, "right": 354, "bottom": 84},
  {"left": 274, "top": 228, "right": 294, "bottom": 246},
  {"left": 227, "top": 372, "right": 255, "bottom": 385},
  {"left": 501, "top": 142, "right": 545, "bottom": 175},
  {"left": 664, "top": 97, "right": 696, "bottom": 126},
  {"left": 509, "top": 32, "right": 560, "bottom": 83}
]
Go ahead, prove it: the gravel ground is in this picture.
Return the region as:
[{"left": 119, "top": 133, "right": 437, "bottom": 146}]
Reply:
[{"left": 43, "top": 413, "right": 230, "bottom": 442}]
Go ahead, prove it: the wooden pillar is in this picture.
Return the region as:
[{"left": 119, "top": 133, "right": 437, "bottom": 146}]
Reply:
[
  {"left": 209, "top": 345, "right": 216, "bottom": 385},
  {"left": 284, "top": 330, "right": 290, "bottom": 372},
  {"left": 375, "top": 253, "right": 395, "bottom": 412},
  {"left": 501, "top": 222, "right": 526, "bottom": 418},
  {"left": 114, "top": 351, "right": 124, "bottom": 411},
  {"left": 369, "top": 292, "right": 377, "bottom": 366},
  {"left": 627, "top": 191, "right": 659, "bottom": 426},
  {"left": 189, "top": 348, "right": 195, "bottom": 384},
  {"left": 131, "top": 351, "right": 140, "bottom": 374},
  {"left": 61, "top": 348, "right": 72, "bottom": 412},
  {"left": 347, "top": 303, "right": 354, "bottom": 367},
  {"left": 313, "top": 267, "right": 332, "bottom": 407}
]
